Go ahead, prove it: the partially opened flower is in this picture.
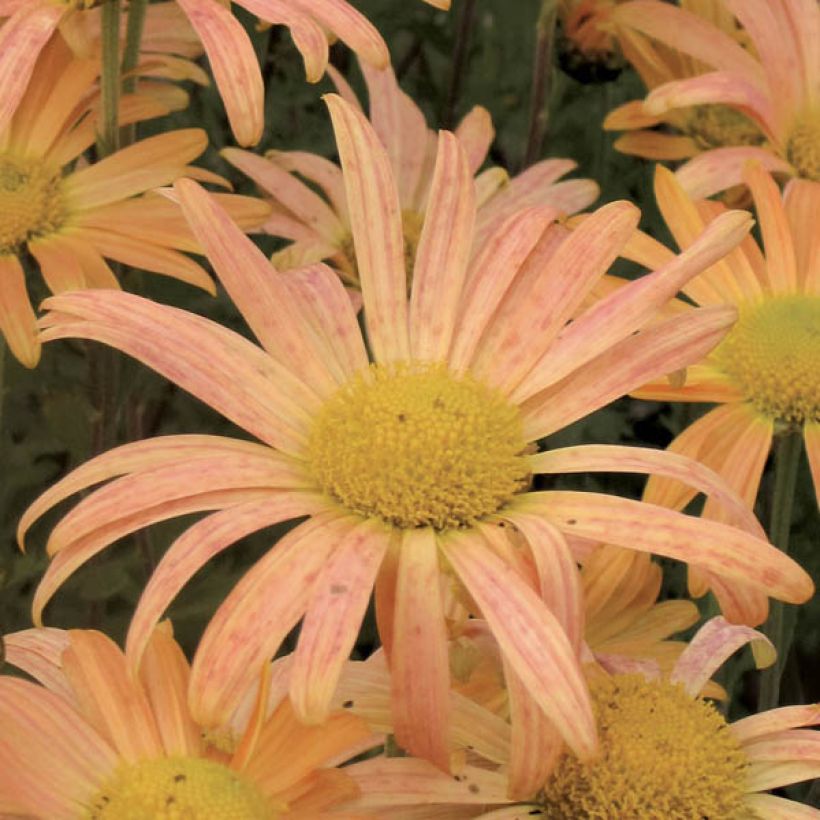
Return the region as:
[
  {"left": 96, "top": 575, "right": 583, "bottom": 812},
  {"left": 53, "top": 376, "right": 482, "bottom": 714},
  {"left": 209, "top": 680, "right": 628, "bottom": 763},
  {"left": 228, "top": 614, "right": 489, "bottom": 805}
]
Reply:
[
  {"left": 223, "top": 61, "right": 598, "bottom": 282},
  {"left": 0, "top": 623, "right": 373, "bottom": 818},
  {"left": 0, "top": 35, "right": 269, "bottom": 368},
  {"left": 608, "top": 0, "right": 819, "bottom": 196},
  {"left": 340, "top": 619, "right": 820, "bottom": 818},
  {"left": 556, "top": 0, "right": 627, "bottom": 83},
  {"left": 22, "top": 95, "right": 812, "bottom": 775},
  {"left": 0, "top": 0, "right": 391, "bottom": 147}
]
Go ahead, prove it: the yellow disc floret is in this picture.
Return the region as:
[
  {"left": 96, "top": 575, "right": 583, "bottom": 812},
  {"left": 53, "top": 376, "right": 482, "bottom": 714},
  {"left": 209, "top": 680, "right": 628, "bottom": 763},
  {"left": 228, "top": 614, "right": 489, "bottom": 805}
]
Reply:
[
  {"left": 714, "top": 295, "right": 820, "bottom": 424},
  {"left": 85, "top": 756, "right": 275, "bottom": 819},
  {"left": 539, "top": 674, "right": 749, "bottom": 819},
  {"left": 787, "top": 111, "right": 820, "bottom": 181},
  {"left": 686, "top": 105, "right": 765, "bottom": 151},
  {"left": 308, "top": 361, "right": 529, "bottom": 530},
  {"left": 0, "top": 154, "right": 65, "bottom": 253}
]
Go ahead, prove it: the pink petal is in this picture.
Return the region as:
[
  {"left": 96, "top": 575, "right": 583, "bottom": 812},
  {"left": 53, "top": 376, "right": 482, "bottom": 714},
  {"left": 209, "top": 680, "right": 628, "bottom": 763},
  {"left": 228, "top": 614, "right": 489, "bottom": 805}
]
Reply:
[
  {"left": 783, "top": 179, "right": 820, "bottom": 293},
  {"left": 268, "top": 149, "right": 349, "bottom": 221},
  {"left": 732, "top": 704, "right": 820, "bottom": 744},
  {"left": 454, "top": 105, "right": 494, "bottom": 175},
  {"left": 744, "top": 730, "right": 820, "bottom": 791},
  {"left": 675, "top": 147, "right": 794, "bottom": 199},
  {"left": 2, "top": 628, "right": 73, "bottom": 702}
]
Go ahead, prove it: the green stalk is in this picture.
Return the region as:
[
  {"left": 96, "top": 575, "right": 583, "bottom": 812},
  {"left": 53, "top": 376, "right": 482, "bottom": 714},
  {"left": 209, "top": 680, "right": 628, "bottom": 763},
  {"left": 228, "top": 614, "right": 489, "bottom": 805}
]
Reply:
[
  {"left": 120, "top": 0, "right": 149, "bottom": 92},
  {"left": 523, "top": 0, "right": 558, "bottom": 168},
  {"left": 758, "top": 429, "right": 803, "bottom": 711},
  {"left": 97, "top": 0, "right": 122, "bottom": 157}
]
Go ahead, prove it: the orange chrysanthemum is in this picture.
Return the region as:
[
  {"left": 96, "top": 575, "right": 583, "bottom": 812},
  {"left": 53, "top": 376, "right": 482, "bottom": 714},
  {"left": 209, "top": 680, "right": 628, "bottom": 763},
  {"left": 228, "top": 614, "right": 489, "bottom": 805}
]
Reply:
[
  {"left": 0, "top": 623, "right": 374, "bottom": 818},
  {"left": 20, "top": 95, "right": 812, "bottom": 776},
  {"left": 223, "top": 60, "right": 599, "bottom": 283},
  {"left": 0, "top": 35, "right": 268, "bottom": 367},
  {"left": 607, "top": 0, "right": 819, "bottom": 196}
]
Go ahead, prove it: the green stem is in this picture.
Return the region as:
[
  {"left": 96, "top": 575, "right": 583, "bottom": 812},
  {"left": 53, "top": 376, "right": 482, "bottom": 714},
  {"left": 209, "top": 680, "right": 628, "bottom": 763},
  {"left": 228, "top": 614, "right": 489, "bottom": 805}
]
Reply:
[
  {"left": 97, "top": 0, "right": 122, "bottom": 157},
  {"left": 440, "top": 0, "right": 476, "bottom": 129},
  {"left": 758, "top": 429, "right": 803, "bottom": 711},
  {"left": 120, "top": 0, "right": 148, "bottom": 91},
  {"left": 523, "top": 0, "right": 558, "bottom": 169}
]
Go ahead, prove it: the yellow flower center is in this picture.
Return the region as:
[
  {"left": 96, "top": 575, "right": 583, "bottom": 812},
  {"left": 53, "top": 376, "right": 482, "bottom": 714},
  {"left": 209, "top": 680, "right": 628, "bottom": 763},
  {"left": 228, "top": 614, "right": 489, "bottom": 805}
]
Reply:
[
  {"left": 786, "top": 111, "right": 820, "bottom": 181},
  {"left": 539, "top": 674, "right": 749, "bottom": 819},
  {"left": 686, "top": 105, "right": 765, "bottom": 150},
  {"left": 0, "top": 154, "right": 65, "bottom": 253},
  {"left": 713, "top": 295, "right": 820, "bottom": 424},
  {"left": 84, "top": 756, "right": 276, "bottom": 819},
  {"left": 308, "top": 362, "right": 529, "bottom": 530}
]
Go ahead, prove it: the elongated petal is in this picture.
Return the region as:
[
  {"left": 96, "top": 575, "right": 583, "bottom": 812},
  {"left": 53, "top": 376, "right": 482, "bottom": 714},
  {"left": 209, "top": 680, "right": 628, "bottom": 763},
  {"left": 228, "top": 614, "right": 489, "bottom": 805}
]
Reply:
[
  {"left": 455, "top": 106, "right": 494, "bottom": 174},
  {"left": 268, "top": 149, "right": 349, "bottom": 221},
  {"left": 732, "top": 704, "right": 820, "bottom": 744},
  {"left": 744, "top": 732, "right": 820, "bottom": 790},
  {"left": 290, "top": 518, "right": 388, "bottom": 724},
  {"left": 0, "top": 254, "right": 40, "bottom": 367},
  {"left": 39, "top": 290, "right": 317, "bottom": 453},
  {"left": 613, "top": 131, "right": 699, "bottom": 161},
  {"left": 518, "top": 492, "right": 814, "bottom": 605},
  {"left": 127, "top": 492, "right": 321, "bottom": 672},
  {"left": 64, "top": 130, "right": 207, "bottom": 209},
  {"left": 189, "top": 512, "right": 345, "bottom": 728},
  {"left": 2, "top": 628, "right": 73, "bottom": 701},
  {"left": 521, "top": 305, "right": 737, "bottom": 441},
  {"left": 744, "top": 793, "right": 820, "bottom": 819},
  {"left": 325, "top": 93, "right": 409, "bottom": 363},
  {"left": 391, "top": 528, "right": 452, "bottom": 771},
  {"left": 676, "top": 147, "right": 793, "bottom": 199},
  {"left": 440, "top": 532, "right": 597, "bottom": 761},
  {"left": 409, "top": 131, "right": 475, "bottom": 361},
  {"left": 805, "top": 424, "right": 820, "bottom": 510},
  {"left": 670, "top": 616, "right": 773, "bottom": 696},
  {"left": 176, "top": 0, "right": 263, "bottom": 145}
]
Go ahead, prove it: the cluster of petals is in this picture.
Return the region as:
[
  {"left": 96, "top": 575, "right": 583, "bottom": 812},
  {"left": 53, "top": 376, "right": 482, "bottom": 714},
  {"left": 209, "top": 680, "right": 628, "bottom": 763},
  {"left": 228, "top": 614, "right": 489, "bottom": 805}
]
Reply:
[
  {"left": 224, "top": 60, "right": 599, "bottom": 282},
  {"left": 0, "top": 35, "right": 269, "bottom": 367},
  {"left": 608, "top": 0, "right": 820, "bottom": 196},
  {"left": 20, "top": 94, "right": 815, "bottom": 778}
]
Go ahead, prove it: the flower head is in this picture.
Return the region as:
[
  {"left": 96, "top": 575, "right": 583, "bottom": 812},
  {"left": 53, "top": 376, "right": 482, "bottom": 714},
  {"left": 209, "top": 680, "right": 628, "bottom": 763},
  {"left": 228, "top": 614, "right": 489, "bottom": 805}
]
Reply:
[
  {"left": 23, "top": 95, "right": 812, "bottom": 776},
  {"left": 0, "top": 35, "right": 269, "bottom": 368},
  {"left": 0, "top": 623, "right": 373, "bottom": 818}
]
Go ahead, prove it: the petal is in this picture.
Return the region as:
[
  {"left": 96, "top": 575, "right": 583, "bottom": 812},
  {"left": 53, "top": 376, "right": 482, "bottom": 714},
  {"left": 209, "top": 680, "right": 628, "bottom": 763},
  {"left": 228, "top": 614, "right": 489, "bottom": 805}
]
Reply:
[
  {"left": 267, "top": 149, "right": 349, "bottom": 222},
  {"left": 744, "top": 793, "right": 820, "bottom": 819},
  {"left": 189, "top": 512, "right": 344, "bottom": 728},
  {"left": 325, "top": 93, "right": 409, "bottom": 363},
  {"left": 454, "top": 105, "right": 494, "bottom": 175},
  {"left": 2, "top": 627, "right": 73, "bottom": 701},
  {"left": 783, "top": 179, "right": 820, "bottom": 293},
  {"left": 409, "top": 131, "right": 475, "bottom": 361},
  {"left": 126, "top": 492, "right": 320, "bottom": 671},
  {"left": 176, "top": 0, "right": 263, "bottom": 145},
  {"left": 289, "top": 518, "right": 388, "bottom": 724},
  {"left": 0, "top": 254, "right": 40, "bottom": 367},
  {"left": 440, "top": 532, "right": 597, "bottom": 761},
  {"left": 675, "top": 147, "right": 794, "bottom": 199},
  {"left": 732, "top": 704, "right": 820, "bottom": 744},
  {"left": 744, "top": 731, "right": 820, "bottom": 791},
  {"left": 613, "top": 131, "right": 699, "bottom": 161},
  {"left": 805, "top": 423, "right": 820, "bottom": 511},
  {"left": 391, "top": 528, "right": 452, "bottom": 772}
]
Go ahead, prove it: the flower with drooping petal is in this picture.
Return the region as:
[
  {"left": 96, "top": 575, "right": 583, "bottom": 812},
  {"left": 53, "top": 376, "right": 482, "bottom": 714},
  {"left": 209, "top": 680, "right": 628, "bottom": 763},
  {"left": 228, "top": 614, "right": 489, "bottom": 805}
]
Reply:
[
  {"left": 0, "top": 0, "right": 391, "bottom": 147},
  {"left": 0, "top": 35, "right": 269, "bottom": 367},
  {"left": 223, "top": 60, "right": 599, "bottom": 283},
  {"left": 22, "top": 94, "right": 813, "bottom": 776},
  {"left": 0, "top": 622, "right": 374, "bottom": 819},
  {"left": 607, "top": 0, "right": 820, "bottom": 196},
  {"left": 339, "top": 619, "right": 819, "bottom": 818}
]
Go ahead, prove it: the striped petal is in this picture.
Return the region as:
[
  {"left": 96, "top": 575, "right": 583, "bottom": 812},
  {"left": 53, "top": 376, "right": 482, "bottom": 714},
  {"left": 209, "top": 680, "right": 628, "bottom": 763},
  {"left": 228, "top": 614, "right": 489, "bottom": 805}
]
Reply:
[
  {"left": 0, "top": 254, "right": 40, "bottom": 367},
  {"left": 675, "top": 147, "right": 793, "bottom": 199},
  {"left": 732, "top": 704, "right": 820, "bottom": 744}
]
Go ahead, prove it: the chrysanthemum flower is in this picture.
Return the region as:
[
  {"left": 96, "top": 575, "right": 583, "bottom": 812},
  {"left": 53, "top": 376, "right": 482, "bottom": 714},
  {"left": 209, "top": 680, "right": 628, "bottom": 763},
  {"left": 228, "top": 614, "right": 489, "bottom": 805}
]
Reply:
[
  {"left": 0, "top": 35, "right": 269, "bottom": 368},
  {"left": 0, "top": 623, "right": 374, "bottom": 818},
  {"left": 340, "top": 618, "right": 820, "bottom": 818},
  {"left": 22, "top": 95, "right": 812, "bottom": 774},
  {"left": 556, "top": 0, "right": 627, "bottom": 83},
  {"left": 607, "top": 0, "right": 819, "bottom": 197},
  {"left": 0, "top": 0, "right": 395, "bottom": 147},
  {"left": 223, "top": 61, "right": 599, "bottom": 282}
]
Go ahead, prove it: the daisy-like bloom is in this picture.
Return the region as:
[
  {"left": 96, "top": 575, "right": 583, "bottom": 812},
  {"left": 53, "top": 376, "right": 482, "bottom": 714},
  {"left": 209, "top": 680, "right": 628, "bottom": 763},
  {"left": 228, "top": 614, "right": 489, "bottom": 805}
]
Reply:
[
  {"left": 21, "top": 95, "right": 813, "bottom": 775},
  {"left": 0, "top": 622, "right": 375, "bottom": 818},
  {"left": 341, "top": 618, "right": 820, "bottom": 818},
  {"left": 556, "top": 0, "right": 627, "bottom": 83},
  {"left": 606, "top": 0, "right": 819, "bottom": 197},
  {"left": 0, "top": 0, "right": 394, "bottom": 147},
  {"left": 223, "top": 61, "right": 599, "bottom": 282},
  {"left": 0, "top": 35, "right": 269, "bottom": 368}
]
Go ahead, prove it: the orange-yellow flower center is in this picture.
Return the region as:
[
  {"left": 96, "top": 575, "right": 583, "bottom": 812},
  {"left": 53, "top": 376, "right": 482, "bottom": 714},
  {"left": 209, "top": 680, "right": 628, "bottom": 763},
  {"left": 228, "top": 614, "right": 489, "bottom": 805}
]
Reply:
[
  {"left": 0, "top": 154, "right": 65, "bottom": 253},
  {"left": 786, "top": 111, "right": 820, "bottom": 181},
  {"left": 538, "top": 674, "right": 749, "bottom": 818},
  {"left": 713, "top": 295, "right": 820, "bottom": 424},
  {"left": 84, "top": 756, "right": 276, "bottom": 819},
  {"left": 307, "top": 361, "right": 529, "bottom": 530},
  {"left": 686, "top": 105, "right": 765, "bottom": 150}
]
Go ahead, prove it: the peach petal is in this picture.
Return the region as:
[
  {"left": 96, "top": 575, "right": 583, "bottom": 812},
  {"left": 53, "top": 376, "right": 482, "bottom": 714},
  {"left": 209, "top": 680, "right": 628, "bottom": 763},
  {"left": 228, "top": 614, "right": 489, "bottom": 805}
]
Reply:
[
  {"left": 2, "top": 628, "right": 73, "bottom": 701},
  {"left": 613, "top": 130, "right": 700, "bottom": 161},
  {"left": 325, "top": 94, "right": 409, "bottom": 363},
  {"left": 744, "top": 734, "right": 820, "bottom": 791},
  {"left": 268, "top": 149, "right": 349, "bottom": 221},
  {"left": 783, "top": 179, "right": 820, "bottom": 293},
  {"left": 744, "top": 793, "right": 820, "bottom": 819},
  {"left": 289, "top": 519, "right": 388, "bottom": 724},
  {"left": 805, "top": 424, "right": 820, "bottom": 510},
  {"left": 732, "top": 704, "right": 820, "bottom": 744},
  {"left": 440, "top": 533, "right": 597, "bottom": 761},
  {"left": 189, "top": 512, "right": 345, "bottom": 728},
  {"left": 454, "top": 105, "right": 494, "bottom": 175},
  {"left": 391, "top": 528, "right": 452, "bottom": 772},
  {"left": 705, "top": 572, "right": 769, "bottom": 627},
  {"left": 603, "top": 100, "right": 665, "bottom": 130},
  {"left": 631, "top": 364, "right": 743, "bottom": 404},
  {"left": 521, "top": 305, "right": 737, "bottom": 440},
  {"left": 39, "top": 290, "right": 316, "bottom": 453},
  {"left": 176, "top": 0, "right": 263, "bottom": 145},
  {"left": 0, "top": 254, "right": 40, "bottom": 368},
  {"left": 409, "top": 131, "right": 475, "bottom": 361},
  {"left": 675, "top": 147, "right": 794, "bottom": 199},
  {"left": 126, "top": 492, "right": 320, "bottom": 671}
]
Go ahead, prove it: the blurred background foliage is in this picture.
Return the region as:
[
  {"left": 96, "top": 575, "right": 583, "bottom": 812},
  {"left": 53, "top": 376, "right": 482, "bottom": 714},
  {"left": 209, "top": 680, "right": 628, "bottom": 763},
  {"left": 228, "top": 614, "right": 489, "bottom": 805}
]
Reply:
[{"left": 1, "top": 0, "right": 817, "bottom": 732}]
